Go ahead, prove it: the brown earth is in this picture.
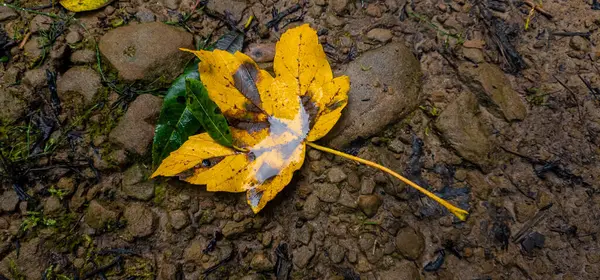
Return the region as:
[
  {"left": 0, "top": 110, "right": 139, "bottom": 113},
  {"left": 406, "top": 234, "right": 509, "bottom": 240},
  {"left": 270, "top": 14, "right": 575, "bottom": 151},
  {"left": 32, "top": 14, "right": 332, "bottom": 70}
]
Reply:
[{"left": 1, "top": 0, "right": 600, "bottom": 279}]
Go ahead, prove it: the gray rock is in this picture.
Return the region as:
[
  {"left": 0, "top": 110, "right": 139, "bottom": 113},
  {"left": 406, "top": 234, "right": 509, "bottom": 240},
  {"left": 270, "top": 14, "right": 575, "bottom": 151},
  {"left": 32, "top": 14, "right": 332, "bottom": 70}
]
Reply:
[
  {"left": 124, "top": 203, "right": 156, "bottom": 238},
  {"left": 365, "top": 3, "right": 382, "bottom": 17},
  {"left": 302, "top": 194, "right": 321, "bottom": 220},
  {"left": 360, "top": 177, "right": 375, "bottom": 195},
  {"left": 183, "top": 239, "right": 204, "bottom": 263},
  {"left": 85, "top": 200, "right": 118, "bottom": 229},
  {"left": 104, "top": 6, "right": 115, "bottom": 15},
  {"left": 324, "top": 43, "right": 422, "bottom": 148},
  {"left": 23, "top": 68, "right": 47, "bottom": 89},
  {"left": 327, "top": 167, "right": 347, "bottom": 183},
  {"left": 56, "top": 177, "right": 76, "bottom": 195},
  {"left": 308, "top": 4, "right": 324, "bottom": 18},
  {"left": 122, "top": 164, "right": 154, "bottom": 200},
  {"left": 0, "top": 238, "right": 46, "bottom": 279},
  {"left": 23, "top": 36, "right": 43, "bottom": 63},
  {"left": 117, "top": 156, "right": 138, "bottom": 178},
  {"left": 0, "top": 6, "right": 18, "bottom": 21},
  {"left": 0, "top": 217, "right": 8, "bottom": 230},
  {"left": 0, "top": 190, "right": 19, "bottom": 213},
  {"left": 387, "top": 138, "right": 404, "bottom": 154},
  {"left": 293, "top": 243, "right": 315, "bottom": 268},
  {"left": 514, "top": 201, "right": 536, "bottom": 223},
  {"left": 380, "top": 213, "right": 403, "bottom": 235},
  {"left": 338, "top": 189, "right": 357, "bottom": 208},
  {"left": 207, "top": 0, "right": 247, "bottom": 21},
  {"left": 330, "top": 0, "right": 349, "bottom": 15},
  {"left": 3, "top": 67, "right": 22, "bottom": 85},
  {"left": 328, "top": 243, "right": 346, "bottom": 263},
  {"left": 314, "top": 183, "right": 340, "bottom": 202},
  {"left": 168, "top": 210, "right": 189, "bottom": 230},
  {"left": 109, "top": 94, "right": 163, "bottom": 155},
  {"left": 43, "top": 196, "right": 62, "bottom": 215},
  {"left": 250, "top": 253, "right": 273, "bottom": 272},
  {"left": 245, "top": 43, "right": 275, "bottom": 63},
  {"left": 357, "top": 254, "right": 373, "bottom": 272},
  {"left": 379, "top": 261, "right": 420, "bottom": 280},
  {"left": 29, "top": 15, "right": 52, "bottom": 33},
  {"left": 107, "top": 149, "right": 128, "bottom": 167},
  {"left": 360, "top": 233, "right": 383, "bottom": 263},
  {"left": 435, "top": 92, "right": 496, "bottom": 169},
  {"left": 99, "top": 22, "right": 193, "bottom": 81},
  {"left": 222, "top": 219, "right": 252, "bottom": 238},
  {"left": 65, "top": 31, "right": 82, "bottom": 44},
  {"left": 395, "top": 227, "right": 424, "bottom": 260},
  {"left": 240, "top": 275, "right": 265, "bottom": 280},
  {"left": 570, "top": 36, "right": 590, "bottom": 52},
  {"left": 70, "top": 49, "right": 96, "bottom": 64},
  {"left": 135, "top": 8, "right": 155, "bottom": 22},
  {"left": 70, "top": 186, "right": 86, "bottom": 210},
  {"left": 50, "top": 42, "right": 68, "bottom": 62},
  {"left": 347, "top": 171, "right": 360, "bottom": 191},
  {"left": 307, "top": 149, "right": 322, "bottom": 161},
  {"left": 463, "top": 47, "right": 485, "bottom": 63},
  {"left": 326, "top": 14, "right": 345, "bottom": 27},
  {"left": 366, "top": 28, "right": 393, "bottom": 43},
  {"left": 123, "top": 181, "right": 154, "bottom": 201},
  {"left": 458, "top": 62, "right": 527, "bottom": 121},
  {"left": 0, "top": 88, "right": 27, "bottom": 123},
  {"left": 57, "top": 66, "right": 101, "bottom": 107},
  {"left": 296, "top": 224, "right": 313, "bottom": 245},
  {"left": 358, "top": 195, "right": 381, "bottom": 217}
]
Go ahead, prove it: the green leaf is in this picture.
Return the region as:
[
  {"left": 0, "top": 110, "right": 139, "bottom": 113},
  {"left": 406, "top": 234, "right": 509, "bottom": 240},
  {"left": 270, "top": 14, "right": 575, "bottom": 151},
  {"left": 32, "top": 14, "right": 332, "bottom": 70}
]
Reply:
[
  {"left": 185, "top": 78, "right": 233, "bottom": 147},
  {"left": 151, "top": 61, "right": 201, "bottom": 168},
  {"left": 152, "top": 32, "right": 244, "bottom": 168}
]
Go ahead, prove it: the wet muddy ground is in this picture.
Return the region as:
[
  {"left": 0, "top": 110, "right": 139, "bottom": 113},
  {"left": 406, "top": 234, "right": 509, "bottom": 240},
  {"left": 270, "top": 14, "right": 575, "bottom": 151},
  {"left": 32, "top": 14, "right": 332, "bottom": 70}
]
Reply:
[{"left": 1, "top": 0, "right": 600, "bottom": 279}]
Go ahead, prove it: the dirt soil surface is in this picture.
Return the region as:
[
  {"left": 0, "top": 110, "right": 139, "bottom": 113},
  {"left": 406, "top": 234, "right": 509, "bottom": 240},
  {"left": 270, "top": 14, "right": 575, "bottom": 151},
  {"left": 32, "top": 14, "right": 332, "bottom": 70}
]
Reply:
[{"left": 1, "top": 0, "right": 600, "bottom": 279}]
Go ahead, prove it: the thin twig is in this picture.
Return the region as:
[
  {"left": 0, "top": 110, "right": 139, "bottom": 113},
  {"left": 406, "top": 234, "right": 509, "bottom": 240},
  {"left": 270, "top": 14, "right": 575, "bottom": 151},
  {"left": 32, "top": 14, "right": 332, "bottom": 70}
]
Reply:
[
  {"left": 18, "top": 32, "right": 31, "bottom": 49},
  {"left": 522, "top": 0, "right": 553, "bottom": 19},
  {"left": 512, "top": 203, "right": 553, "bottom": 243},
  {"left": 552, "top": 74, "right": 584, "bottom": 124}
]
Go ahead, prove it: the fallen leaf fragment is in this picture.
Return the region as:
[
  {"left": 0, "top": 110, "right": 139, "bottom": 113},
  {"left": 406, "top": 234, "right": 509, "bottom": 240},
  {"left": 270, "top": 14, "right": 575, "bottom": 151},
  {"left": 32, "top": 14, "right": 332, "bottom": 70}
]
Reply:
[{"left": 60, "top": 0, "right": 114, "bottom": 12}]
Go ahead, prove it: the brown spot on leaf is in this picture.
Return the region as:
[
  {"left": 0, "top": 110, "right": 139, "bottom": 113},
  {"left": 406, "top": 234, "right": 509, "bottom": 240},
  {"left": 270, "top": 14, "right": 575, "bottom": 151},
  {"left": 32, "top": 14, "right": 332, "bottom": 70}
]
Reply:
[{"left": 233, "top": 62, "right": 262, "bottom": 108}]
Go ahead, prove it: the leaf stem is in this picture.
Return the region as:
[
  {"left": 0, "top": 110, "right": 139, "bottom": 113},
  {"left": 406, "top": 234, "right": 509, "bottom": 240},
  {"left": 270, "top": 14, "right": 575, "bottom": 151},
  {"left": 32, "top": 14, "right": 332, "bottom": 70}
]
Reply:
[{"left": 306, "top": 142, "right": 469, "bottom": 221}]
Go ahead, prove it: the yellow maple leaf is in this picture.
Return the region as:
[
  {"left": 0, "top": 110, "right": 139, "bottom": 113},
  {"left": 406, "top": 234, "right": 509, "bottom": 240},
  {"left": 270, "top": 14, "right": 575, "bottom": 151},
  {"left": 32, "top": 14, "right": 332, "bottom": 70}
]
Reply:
[
  {"left": 152, "top": 24, "right": 347, "bottom": 213},
  {"left": 152, "top": 24, "right": 468, "bottom": 220}
]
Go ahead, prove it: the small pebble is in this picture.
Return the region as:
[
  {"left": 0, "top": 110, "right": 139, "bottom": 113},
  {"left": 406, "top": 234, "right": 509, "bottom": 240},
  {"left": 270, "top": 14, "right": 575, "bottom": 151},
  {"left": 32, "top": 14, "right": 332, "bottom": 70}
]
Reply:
[
  {"left": 104, "top": 6, "right": 115, "bottom": 15},
  {"left": 65, "top": 31, "right": 82, "bottom": 44},
  {"left": 365, "top": 4, "right": 382, "bottom": 17},
  {"left": 367, "top": 28, "right": 393, "bottom": 43},
  {"left": 327, "top": 167, "right": 347, "bottom": 183},
  {"left": 246, "top": 43, "right": 276, "bottom": 63}
]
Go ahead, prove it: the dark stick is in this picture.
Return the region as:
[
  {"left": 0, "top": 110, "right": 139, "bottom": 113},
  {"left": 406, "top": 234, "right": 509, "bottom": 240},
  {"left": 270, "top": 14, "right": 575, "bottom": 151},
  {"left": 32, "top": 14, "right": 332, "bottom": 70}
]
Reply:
[
  {"left": 83, "top": 256, "right": 122, "bottom": 279},
  {"left": 512, "top": 203, "right": 553, "bottom": 243},
  {"left": 551, "top": 31, "right": 591, "bottom": 39},
  {"left": 266, "top": 4, "right": 301, "bottom": 30},
  {"left": 578, "top": 74, "right": 600, "bottom": 97},
  {"left": 203, "top": 250, "right": 234, "bottom": 275},
  {"left": 203, "top": 7, "right": 241, "bottom": 32},
  {"left": 553, "top": 74, "right": 584, "bottom": 124}
]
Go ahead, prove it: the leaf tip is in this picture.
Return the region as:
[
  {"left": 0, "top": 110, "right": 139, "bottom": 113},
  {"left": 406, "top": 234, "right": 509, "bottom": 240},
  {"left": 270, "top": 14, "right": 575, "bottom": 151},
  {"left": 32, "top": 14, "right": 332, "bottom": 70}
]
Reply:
[{"left": 150, "top": 171, "right": 161, "bottom": 179}]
